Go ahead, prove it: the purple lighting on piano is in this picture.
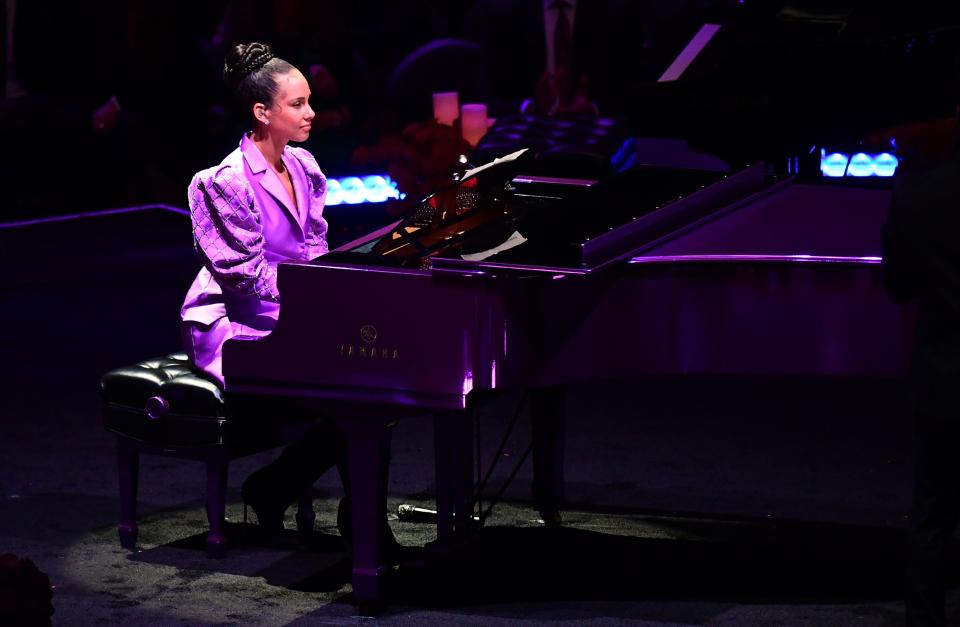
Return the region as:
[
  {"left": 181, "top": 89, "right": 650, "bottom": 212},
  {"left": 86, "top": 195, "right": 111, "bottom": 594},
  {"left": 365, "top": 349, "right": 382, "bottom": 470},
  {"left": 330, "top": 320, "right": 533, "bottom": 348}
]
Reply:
[
  {"left": 629, "top": 254, "right": 883, "bottom": 265},
  {"left": 462, "top": 370, "right": 474, "bottom": 397},
  {"left": 503, "top": 319, "right": 509, "bottom": 358}
]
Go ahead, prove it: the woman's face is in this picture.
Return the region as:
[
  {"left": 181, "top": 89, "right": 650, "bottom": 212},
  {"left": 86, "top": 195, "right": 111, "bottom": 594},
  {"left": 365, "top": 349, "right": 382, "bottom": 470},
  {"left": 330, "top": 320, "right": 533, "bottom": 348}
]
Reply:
[{"left": 262, "top": 69, "right": 315, "bottom": 143}]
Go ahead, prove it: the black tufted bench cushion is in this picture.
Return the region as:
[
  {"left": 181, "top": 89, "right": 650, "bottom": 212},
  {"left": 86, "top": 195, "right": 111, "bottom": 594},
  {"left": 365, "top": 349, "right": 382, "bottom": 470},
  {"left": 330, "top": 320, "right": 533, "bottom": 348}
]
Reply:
[
  {"left": 100, "top": 353, "right": 318, "bottom": 557},
  {"left": 102, "top": 354, "right": 228, "bottom": 448}
]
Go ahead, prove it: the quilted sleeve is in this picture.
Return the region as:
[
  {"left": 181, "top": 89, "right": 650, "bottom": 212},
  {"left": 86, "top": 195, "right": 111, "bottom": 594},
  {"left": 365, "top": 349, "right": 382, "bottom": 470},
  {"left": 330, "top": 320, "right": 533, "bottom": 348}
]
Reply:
[
  {"left": 188, "top": 166, "right": 280, "bottom": 302},
  {"left": 290, "top": 147, "right": 330, "bottom": 259}
]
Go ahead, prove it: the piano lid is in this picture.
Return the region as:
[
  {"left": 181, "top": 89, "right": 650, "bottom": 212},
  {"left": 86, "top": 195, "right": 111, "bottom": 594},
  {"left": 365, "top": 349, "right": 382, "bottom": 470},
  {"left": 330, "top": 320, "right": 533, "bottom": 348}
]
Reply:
[{"left": 320, "top": 149, "right": 761, "bottom": 273}]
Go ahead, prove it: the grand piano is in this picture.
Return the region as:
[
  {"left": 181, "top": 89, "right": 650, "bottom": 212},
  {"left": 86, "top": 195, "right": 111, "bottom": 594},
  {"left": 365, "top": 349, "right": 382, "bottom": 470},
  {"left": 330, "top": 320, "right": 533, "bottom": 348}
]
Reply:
[{"left": 224, "top": 4, "right": 957, "bottom": 606}]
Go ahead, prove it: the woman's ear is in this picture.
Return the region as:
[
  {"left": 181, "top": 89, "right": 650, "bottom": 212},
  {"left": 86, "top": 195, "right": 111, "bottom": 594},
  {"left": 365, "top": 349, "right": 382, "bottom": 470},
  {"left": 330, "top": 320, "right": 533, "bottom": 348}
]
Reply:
[{"left": 253, "top": 103, "right": 270, "bottom": 126}]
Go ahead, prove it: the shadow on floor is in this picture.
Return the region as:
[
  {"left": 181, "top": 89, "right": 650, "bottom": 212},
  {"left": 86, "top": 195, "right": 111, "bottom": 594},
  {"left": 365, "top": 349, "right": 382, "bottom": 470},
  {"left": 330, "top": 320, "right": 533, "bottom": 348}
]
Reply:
[
  {"left": 383, "top": 519, "right": 909, "bottom": 608},
  {"left": 128, "top": 510, "right": 920, "bottom": 608}
]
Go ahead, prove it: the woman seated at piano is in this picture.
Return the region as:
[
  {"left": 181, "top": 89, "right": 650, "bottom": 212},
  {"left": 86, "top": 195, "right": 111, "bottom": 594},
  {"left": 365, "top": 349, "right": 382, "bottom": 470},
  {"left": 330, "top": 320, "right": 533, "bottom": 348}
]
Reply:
[{"left": 180, "top": 42, "right": 396, "bottom": 550}]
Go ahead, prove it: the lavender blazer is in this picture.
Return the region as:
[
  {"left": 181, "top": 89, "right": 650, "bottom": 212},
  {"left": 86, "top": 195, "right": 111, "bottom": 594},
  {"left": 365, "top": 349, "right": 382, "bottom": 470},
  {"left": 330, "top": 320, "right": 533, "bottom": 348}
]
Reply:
[{"left": 181, "top": 134, "right": 329, "bottom": 386}]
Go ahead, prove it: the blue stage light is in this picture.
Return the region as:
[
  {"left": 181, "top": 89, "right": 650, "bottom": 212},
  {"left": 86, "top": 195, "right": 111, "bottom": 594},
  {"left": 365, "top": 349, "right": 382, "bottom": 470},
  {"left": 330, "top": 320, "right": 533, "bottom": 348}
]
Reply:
[
  {"left": 846, "top": 152, "right": 874, "bottom": 177},
  {"left": 820, "top": 149, "right": 899, "bottom": 178},
  {"left": 871, "top": 152, "right": 899, "bottom": 177},
  {"left": 820, "top": 151, "right": 849, "bottom": 178},
  {"left": 324, "top": 174, "right": 402, "bottom": 206}
]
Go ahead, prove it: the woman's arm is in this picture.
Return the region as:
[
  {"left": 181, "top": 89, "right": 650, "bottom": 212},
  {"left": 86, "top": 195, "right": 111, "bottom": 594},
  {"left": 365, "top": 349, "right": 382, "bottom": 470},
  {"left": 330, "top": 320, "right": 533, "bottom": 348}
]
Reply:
[
  {"left": 189, "top": 165, "right": 280, "bottom": 302},
  {"left": 881, "top": 177, "right": 922, "bottom": 305}
]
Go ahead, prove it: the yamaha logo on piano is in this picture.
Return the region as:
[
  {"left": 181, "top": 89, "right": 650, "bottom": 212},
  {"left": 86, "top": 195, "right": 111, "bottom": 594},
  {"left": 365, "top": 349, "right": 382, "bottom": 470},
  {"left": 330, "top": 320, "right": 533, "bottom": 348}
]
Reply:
[
  {"left": 339, "top": 324, "right": 400, "bottom": 360},
  {"left": 360, "top": 325, "right": 378, "bottom": 343}
]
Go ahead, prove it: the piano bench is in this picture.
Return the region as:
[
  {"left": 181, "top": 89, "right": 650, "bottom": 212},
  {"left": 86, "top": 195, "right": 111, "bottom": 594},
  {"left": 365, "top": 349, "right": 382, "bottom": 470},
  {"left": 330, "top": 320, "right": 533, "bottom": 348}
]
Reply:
[{"left": 100, "top": 353, "right": 318, "bottom": 557}]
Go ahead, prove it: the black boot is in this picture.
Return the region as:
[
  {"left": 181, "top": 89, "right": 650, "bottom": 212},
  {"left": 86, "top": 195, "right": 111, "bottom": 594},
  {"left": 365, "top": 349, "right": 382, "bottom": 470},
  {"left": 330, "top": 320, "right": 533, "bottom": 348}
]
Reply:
[
  {"left": 241, "top": 420, "right": 342, "bottom": 532},
  {"left": 241, "top": 461, "right": 295, "bottom": 532}
]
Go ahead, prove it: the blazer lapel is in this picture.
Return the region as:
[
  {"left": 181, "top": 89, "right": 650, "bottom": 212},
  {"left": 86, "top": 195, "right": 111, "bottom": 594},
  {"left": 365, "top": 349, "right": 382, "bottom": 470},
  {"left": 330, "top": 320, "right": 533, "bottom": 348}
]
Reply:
[
  {"left": 283, "top": 152, "right": 308, "bottom": 226},
  {"left": 240, "top": 135, "right": 303, "bottom": 232}
]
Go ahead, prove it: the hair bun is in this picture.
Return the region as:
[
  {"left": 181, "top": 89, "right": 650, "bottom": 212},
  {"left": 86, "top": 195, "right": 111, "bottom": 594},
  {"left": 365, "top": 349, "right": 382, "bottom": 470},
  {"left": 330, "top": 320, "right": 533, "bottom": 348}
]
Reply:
[{"left": 224, "top": 42, "right": 276, "bottom": 88}]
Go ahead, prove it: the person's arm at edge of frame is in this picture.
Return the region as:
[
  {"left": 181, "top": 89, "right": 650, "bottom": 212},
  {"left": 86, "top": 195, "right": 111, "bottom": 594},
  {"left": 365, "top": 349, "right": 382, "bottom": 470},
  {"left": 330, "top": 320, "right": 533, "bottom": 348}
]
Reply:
[{"left": 881, "top": 173, "right": 923, "bottom": 305}]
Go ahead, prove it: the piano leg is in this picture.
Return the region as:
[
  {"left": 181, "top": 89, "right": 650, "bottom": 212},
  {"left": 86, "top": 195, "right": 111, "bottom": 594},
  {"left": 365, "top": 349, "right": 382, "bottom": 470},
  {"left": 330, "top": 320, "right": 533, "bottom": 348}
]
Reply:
[
  {"left": 434, "top": 407, "right": 475, "bottom": 541},
  {"left": 336, "top": 411, "right": 393, "bottom": 607},
  {"left": 532, "top": 386, "right": 565, "bottom": 526}
]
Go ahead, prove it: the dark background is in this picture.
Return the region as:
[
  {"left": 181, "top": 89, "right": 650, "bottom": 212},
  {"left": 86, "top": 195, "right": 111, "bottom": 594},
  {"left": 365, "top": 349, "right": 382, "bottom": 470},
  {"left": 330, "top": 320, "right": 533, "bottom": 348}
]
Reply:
[
  {"left": 4, "top": 2, "right": 960, "bottom": 623},
  {"left": 4, "top": 0, "right": 956, "bottom": 223}
]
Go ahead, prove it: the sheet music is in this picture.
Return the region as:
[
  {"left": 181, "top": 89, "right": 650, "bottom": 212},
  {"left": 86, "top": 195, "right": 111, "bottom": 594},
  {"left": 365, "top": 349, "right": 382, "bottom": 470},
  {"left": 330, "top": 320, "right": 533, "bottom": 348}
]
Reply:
[
  {"left": 461, "top": 230, "right": 528, "bottom": 262},
  {"left": 460, "top": 148, "right": 529, "bottom": 182}
]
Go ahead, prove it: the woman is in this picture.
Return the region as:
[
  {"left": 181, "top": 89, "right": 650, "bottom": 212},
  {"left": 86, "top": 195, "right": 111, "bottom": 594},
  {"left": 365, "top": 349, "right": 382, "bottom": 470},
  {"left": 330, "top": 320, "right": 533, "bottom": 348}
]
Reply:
[
  {"left": 182, "top": 42, "right": 324, "bottom": 381},
  {"left": 180, "top": 42, "right": 364, "bottom": 540}
]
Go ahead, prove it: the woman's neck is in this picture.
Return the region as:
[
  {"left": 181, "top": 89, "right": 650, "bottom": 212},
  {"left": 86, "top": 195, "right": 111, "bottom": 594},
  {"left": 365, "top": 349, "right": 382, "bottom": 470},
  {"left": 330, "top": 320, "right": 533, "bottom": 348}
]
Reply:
[{"left": 250, "top": 129, "right": 287, "bottom": 172}]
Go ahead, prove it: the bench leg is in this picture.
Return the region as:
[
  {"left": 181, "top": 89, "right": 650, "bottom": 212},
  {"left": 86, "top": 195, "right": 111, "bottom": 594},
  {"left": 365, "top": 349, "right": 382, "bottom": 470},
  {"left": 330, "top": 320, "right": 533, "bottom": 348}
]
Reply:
[
  {"left": 205, "top": 458, "right": 228, "bottom": 558},
  {"left": 117, "top": 437, "right": 139, "bottom": 550}
]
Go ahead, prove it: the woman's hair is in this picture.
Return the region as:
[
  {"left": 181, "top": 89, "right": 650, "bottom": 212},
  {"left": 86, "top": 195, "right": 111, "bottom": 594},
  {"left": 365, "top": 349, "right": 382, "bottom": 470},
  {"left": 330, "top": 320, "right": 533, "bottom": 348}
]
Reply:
[{"left": 223, "top": 42, "right": 295, "bottom": 119}]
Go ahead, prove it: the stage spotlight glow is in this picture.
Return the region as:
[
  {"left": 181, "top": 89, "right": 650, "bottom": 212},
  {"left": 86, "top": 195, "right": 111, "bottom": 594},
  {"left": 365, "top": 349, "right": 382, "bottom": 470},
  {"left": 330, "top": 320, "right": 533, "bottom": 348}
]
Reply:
[
  {"left": 820, "top": 151, "right": 849, "bottom": 178},
  {"left": 871, "top": 152, "right": 899, "bottom": 177},
  {"left": 847, "top": 152, "right": 874, "bottom": 177},
  {"left": 324, "top": 175, "right": 402, "bottom": 206},
  {"left": 820, "top": 150, "right": 899, "bottom": 178}
]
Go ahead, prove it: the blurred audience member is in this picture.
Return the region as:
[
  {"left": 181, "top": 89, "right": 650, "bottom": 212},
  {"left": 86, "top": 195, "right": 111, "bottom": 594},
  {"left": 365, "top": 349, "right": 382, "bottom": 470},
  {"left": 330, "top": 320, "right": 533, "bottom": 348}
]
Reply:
[
  {"left": 1, "top": 0, "right": 122, "bottom": 213},
  {"left": 1, "top": 0, "right": 219, "bottom": 213},
  {"left": 108, "top": 0, "right": 221, "bottom": 204},
  {"left": 882, "top": 111, "right": 960, "bottom": 627},
  {"left": 343, "top": 0, "right": 471, "bottom": 91},
  {"left": 463, "top": 0, "right": 647, "bottom": 116}
]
